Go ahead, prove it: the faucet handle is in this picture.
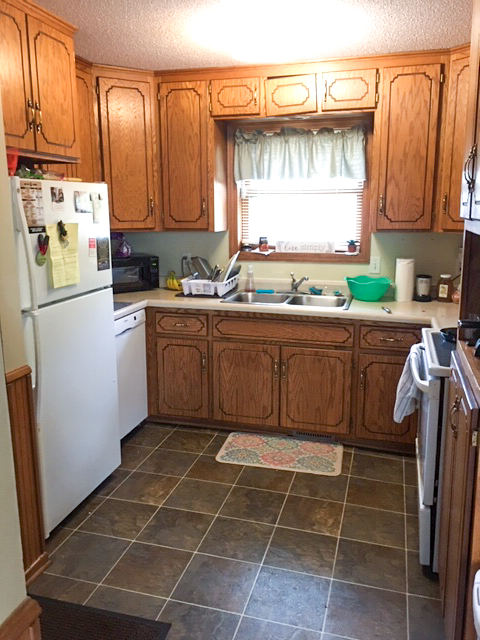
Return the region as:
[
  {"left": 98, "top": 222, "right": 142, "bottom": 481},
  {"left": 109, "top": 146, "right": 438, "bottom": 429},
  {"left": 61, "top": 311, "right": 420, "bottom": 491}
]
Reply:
[{"left": 290, "top": 272, "right": 296, "bottom": 283}]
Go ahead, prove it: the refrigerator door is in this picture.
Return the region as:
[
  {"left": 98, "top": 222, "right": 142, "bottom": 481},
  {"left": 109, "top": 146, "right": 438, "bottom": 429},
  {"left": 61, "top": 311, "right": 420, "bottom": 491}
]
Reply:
[
  {"left": 29, "top": 288, "right": 120, "bottom": 535},
  {"left": 12, "top": 177, "right": 112, "bottom": 310}
]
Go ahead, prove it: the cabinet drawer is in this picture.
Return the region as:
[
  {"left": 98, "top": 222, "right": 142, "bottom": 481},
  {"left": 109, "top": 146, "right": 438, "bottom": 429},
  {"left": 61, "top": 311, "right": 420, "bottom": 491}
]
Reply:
[
  {"left": 213, "top": 317, "right": 354, "bottom": 346},
  {"left": 154, "top": 313, "right": 208, "bottom": 335},
  {"left": 360, "top": 326, "right": 422, "bottom": 350}
]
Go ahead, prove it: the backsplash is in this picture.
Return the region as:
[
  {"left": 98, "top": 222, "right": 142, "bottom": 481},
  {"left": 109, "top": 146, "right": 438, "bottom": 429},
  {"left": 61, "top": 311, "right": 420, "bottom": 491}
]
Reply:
[{"left": 124, "top": 231, "right": 463, "bottom": 284}]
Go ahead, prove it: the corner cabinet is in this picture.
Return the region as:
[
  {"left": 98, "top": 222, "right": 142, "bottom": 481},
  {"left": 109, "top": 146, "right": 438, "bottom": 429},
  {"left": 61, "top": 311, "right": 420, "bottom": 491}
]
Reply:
[
  {"left": 375, "top": 64, "right": 442, "bottom": 230},
  {"left": 97, "top": 74, "right": 158, "bottom": 230},
  {"left": 0, "top": 0, "right": 79, "bottom": 159}
]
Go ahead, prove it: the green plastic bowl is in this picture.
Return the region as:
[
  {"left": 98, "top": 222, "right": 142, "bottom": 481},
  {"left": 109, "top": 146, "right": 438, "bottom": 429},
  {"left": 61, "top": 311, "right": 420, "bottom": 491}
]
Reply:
[{"left": 345, "top": 276, "right": 391, "bottom": 301}]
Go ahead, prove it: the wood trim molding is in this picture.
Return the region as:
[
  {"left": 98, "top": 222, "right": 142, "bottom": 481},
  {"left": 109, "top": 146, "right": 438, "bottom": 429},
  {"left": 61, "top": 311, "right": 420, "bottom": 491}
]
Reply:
[
  {"left": 6, "top": 368, "right": 49, "bottom": 584},
  {"left": 0, "top": 597, "right": 42, "bottom": 640},
  {"left": 6, "top": 365, "right": 32, "bottom": 385}
]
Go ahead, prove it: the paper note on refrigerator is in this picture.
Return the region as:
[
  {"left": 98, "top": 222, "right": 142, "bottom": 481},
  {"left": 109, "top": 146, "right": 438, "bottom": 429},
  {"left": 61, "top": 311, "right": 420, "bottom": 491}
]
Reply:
[{"left": 46, "top": 223, "right": 80, "bottom": 288}]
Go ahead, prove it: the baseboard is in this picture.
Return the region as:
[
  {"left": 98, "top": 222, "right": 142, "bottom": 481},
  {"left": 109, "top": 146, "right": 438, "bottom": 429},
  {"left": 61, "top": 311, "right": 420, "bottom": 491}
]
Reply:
[{"left": 0, "top": 597, "right": 42, "bottom": 640}]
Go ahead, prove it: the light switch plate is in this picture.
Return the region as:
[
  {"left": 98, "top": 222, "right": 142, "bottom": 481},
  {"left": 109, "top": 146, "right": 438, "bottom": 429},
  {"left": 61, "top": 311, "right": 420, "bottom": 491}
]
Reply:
[{"left": 369, "top": 256, "right": 381, "bottom": 274}]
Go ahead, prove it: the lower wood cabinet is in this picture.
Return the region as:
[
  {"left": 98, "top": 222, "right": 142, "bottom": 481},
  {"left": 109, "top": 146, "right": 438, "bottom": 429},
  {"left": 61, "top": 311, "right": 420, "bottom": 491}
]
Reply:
[
  {"left": 213, "top": 341, "right": 279, "bottom": 426},
  {"left": 154, "top": 337, "right": 209, "bottom": 419},
  {"left": 355, "top": 353, "right": 416, "bottom": 444},
  {"left": 280, "top": 347, "right": 351, "bottom": 433}
]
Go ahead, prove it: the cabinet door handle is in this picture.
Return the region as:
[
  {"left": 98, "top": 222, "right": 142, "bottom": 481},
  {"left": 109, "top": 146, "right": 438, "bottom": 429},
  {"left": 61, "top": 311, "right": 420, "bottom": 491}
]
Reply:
[
  {"left": 464, "top": 144, "right": 476, "bottom": 192},
  {"left": 273, "top": 359, "right": 279, "bottom": 380},
  {"left": 173, "top": 322, "right": 190, "bottom": 327},
  {"left": 324, "top": 79, "right": 328, "bottom": 102},
  {"left": 34, "top": 101, "right": 42, "bottom": 133},
  {"left": 379, "top": 336, "right": 404, "bottom": 343},
  {"left": 450, "top": 396, "right": 460, "bottom": 438},
  {"left": 27, "top": 98, "right": 35, "bottom": 131},
  {"left": 360, "top": 368, "right": 365, "bottom": 390},
  {"left": 378, "top": 194, "right": 384, "bottom": 216},
  {"left": 281, "top": 361, "right": 287, "bottom": 381},
  {"left": 201, "top": 198, "right": 207, "bottom": 217},
  {"left": 254, "top": 84, "right": 258, "bottom": 107},
  {"left": 149, "top": 197, "right": 154, "bottom": 216},
  {"left": 442, "top": 193, "right": 448, "bottom": 215},
  {"left": 201, "top": 353, "right": 207, "bottom": 373}
]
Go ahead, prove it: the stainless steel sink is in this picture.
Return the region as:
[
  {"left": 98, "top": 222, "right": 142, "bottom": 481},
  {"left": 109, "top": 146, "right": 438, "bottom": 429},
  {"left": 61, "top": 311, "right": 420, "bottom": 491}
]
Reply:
[
  {"left": 287, "top": 294, "right": 352, "bottom": 309},
  {"left": 222, "top": 292, "right": 293, "bottom": 304}
]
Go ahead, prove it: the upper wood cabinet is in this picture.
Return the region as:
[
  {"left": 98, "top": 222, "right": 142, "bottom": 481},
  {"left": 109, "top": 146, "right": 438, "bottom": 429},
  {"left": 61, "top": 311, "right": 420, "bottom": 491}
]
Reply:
[
  {"left": 439, "top": 55, "right": 470, "bottom": 231},
  {"left": 74, "top": 62, "right": 100, "bottom": 183},
  {"left": 375, "top": 64, "right": 442, "bottom": 230},
  {"left": 209, "top": 77, "right": 261, "bottom": 116},
  {"left": 265, "top": 74, "right": 317, "bottom": 116},
  {"left": 0, "top": 0, "right": 78, "bottom": 159},
  {"left": 321, "top": 69, "right": 378, "bottom": 111},
  {"left": 97, "top": 74, "right": 157, "bottom": 230},
  {"left": 280, "top": 346, "right": 351, "bottom": 433}
]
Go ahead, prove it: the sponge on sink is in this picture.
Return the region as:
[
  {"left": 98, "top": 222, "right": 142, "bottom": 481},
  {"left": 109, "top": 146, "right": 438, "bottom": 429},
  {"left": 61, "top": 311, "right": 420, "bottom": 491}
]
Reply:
[{"left": 309, "top": 286, "right": 323, "bottom": 295}]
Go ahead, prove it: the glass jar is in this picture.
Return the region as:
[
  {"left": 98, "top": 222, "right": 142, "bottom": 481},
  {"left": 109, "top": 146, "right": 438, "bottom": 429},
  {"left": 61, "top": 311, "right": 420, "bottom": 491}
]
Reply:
[{"left": 436, "top": 274, "right": 454, "bottom": 302}]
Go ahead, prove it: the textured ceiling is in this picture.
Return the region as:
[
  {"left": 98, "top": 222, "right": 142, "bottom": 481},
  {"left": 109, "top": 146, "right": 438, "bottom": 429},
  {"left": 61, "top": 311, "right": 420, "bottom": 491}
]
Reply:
[{"left": 37, "top": 0, "right": 472, "bottom": 70}]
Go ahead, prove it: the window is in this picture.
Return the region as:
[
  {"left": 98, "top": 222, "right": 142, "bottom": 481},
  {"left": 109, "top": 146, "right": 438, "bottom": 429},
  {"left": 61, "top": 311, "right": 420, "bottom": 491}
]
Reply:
[
  {"left": 229, "top": 117, "right": 372, "bottom": 262},
  {"left": 238, "top": 177, "right": 364, "bottom": 253}
]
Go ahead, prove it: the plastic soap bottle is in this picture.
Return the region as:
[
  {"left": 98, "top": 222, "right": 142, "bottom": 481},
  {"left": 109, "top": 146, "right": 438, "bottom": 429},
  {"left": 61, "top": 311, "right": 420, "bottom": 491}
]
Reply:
[{"left": 245, "top": 265, "right": 255, "bottom": 292}]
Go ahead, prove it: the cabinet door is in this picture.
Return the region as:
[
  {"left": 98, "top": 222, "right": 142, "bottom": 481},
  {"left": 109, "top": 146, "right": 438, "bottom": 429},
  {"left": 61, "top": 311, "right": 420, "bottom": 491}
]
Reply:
[
  {"left": 376, "top": 64, "right": 441, "bottom": 230},
  {"left": 356, "top": 354, "right": 416, "bottom": 444},
  {"left": 265, "top": 74, "right": 317, "bottom": 116},
  {"left": 439, "top": 354, "right": 478, "bottom": 640},
  {"left": 440, "top": 57, "right": 469, "bottom": 231},
  {"left": 0, "top": 1, "right": 35, "bottom": 150},
  {"left": 98, "top": 76, "right": 156, "bottom": 230},
  {"left": 210, "top": 78, "right": 261, "bottom": 116},
  {"left": 27, "top": 16, "right": 78, "bottom": 158},
  {"left": 321, "top": 69, "right": 378, "bottom": 111},
  {"left": 155, "top": 337, "right": 209, "bottom": 419},
  {"left": 280, "top": 346, "right": 351, "bottom": 434},
  {"left": 213, "top": 341, "right": 279, "bottom": 426},
  {"left": 75, "top": 66, "right": 100, "bottom": 183},
  {"left": 160, "top": 81, "right": 209, "bottom": 229}
]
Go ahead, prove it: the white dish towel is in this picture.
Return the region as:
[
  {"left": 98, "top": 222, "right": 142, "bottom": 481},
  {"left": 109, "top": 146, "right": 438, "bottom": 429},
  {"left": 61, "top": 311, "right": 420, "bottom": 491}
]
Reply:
[{"left": 394, "top": 350, "right": 422, "bottom": 423}]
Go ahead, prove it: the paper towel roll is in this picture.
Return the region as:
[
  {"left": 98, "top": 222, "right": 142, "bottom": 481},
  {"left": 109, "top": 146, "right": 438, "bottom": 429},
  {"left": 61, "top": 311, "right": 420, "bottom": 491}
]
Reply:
[{"left": 395, "top": 258, "right": 415, "bottom": 302}]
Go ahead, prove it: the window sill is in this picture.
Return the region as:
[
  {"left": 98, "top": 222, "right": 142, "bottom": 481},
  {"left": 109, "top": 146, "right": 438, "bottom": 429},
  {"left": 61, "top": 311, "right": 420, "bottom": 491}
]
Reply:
[{"left": 237, "top": 250, "right": 369, "bottom": 263}]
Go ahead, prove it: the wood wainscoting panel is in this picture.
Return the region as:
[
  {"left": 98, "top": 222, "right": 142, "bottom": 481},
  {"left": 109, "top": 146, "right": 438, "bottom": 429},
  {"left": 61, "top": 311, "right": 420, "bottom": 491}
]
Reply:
[
  {"left": 6, "top": 365, "right": 49, "bottom": 584},
  {"left": 0, "top": 597, "right": 42, "bottom": 640}
]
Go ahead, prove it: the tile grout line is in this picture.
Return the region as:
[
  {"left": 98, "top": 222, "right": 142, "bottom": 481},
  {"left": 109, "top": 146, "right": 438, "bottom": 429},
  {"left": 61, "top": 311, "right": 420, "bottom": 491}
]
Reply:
[
  {"left": 230, "top": 470, "right": 298, "bottom": 640},
  {"left": 81, "top": 429, "right": 218, "bottom": 608},
  {"left": 404, "top": 458, "right": 410, "bottom": 640},
  {"left": 320, "top": 444, "right": 355, "bottom": 637},
  {"left": 154, "top": 462, "right": 248, "bottom": 621}
]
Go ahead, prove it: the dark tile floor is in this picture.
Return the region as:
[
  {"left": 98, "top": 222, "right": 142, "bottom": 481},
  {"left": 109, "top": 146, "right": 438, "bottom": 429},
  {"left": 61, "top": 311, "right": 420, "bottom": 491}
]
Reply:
[{"left": 29, "top": 423, "right": 445, "bottom": 640}]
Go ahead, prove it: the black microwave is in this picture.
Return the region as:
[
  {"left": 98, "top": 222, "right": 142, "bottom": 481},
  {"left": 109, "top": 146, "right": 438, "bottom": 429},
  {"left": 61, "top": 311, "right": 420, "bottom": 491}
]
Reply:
[{"left": 112, "top": 253, "right": 159, "bottom": 293}]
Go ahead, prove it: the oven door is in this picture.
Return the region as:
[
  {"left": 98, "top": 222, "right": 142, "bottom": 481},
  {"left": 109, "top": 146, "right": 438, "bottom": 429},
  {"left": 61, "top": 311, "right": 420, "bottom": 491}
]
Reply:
[{"left": 411, "top": 343, "right": 442, "bottom": 506}]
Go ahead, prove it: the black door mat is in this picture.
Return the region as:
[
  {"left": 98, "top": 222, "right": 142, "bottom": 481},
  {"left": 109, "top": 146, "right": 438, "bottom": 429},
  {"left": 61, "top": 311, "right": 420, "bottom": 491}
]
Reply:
[{"left": 34, "top": 595, "right": 171, "bottom": 640}]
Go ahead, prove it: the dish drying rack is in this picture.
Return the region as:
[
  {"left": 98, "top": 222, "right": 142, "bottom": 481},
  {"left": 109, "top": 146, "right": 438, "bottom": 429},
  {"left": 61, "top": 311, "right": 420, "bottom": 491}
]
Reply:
[{"left": 181, "top": 273, "right": 240, "bottom": 297}]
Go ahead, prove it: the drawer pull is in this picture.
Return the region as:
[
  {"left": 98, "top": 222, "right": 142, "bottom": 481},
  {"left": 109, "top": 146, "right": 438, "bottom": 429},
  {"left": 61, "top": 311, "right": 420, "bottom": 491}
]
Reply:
[
  {"left": 201, "top": 353, "right": 207, "bottom": 373},
  {"left": 379, "top": 337, "right": 404, "bottom": 343},
  {"left": 149, "top": 197, "right": 154, "bottom": 216},
  {"left": 173, "top": 322, "right": 190, "bottom": 327},
  {"left": 281, "top": 361, "right": 287, "bottom": 381},
  {"left": 35, "top": 101, "right": 42, "bottom": 133},
  {"left": 450, "top": 396, "right": 460, "bottom": 438},
  {"left": 27, "top": 98, "right": 35, "bottom": 130},
  {"left": 379, "top": 194, "right": 384, "bottom": 216},
  {"left": 254, "top": 84, "right": 258, "bottom": 107},
  {"left": 201, "top": 198, "right": 207, "bottom": 217},
  {"left": 360, "top": 367, "right": 365, "bottom": 390},
  {"left": 273, "top": 359, "right": 279, "bottom": 380}
]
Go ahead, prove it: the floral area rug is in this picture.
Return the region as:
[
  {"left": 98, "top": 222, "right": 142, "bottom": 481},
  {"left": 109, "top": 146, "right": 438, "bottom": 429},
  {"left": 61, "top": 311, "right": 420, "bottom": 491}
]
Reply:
[{"left": 216, "top": 432, "right": 343, "bottom": 476}]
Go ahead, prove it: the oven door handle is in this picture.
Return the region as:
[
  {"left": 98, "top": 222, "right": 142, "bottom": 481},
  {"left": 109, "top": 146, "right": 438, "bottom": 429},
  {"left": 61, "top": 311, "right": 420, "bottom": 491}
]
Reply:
[{"left": 410, "top": 344, "right": 430, "bottom": 393}]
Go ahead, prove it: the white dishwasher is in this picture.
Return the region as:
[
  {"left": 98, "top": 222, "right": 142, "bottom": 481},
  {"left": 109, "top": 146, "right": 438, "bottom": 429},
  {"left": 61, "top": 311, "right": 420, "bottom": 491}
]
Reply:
[{"left": 114, "top": 309, "right": 148, "bottom": 439}]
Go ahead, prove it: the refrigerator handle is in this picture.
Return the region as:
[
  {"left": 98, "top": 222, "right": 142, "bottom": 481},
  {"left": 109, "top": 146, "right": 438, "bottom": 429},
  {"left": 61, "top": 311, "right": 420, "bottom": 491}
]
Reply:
[
  {"left": 23, "top": 314, "right": 40, "bottom": 397},
  {"left": 11, "top": 179, "right": 38, "bottom": 310}
]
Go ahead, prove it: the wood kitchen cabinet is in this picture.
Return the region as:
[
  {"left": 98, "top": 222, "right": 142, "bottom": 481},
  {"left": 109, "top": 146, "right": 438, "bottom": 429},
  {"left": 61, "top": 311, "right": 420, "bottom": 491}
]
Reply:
[
  {"left": 439, "top": 54, "right": 470, "bottom": 231},
  {"left": 280, "top": 346, "right": 351, "bottom": 433},
  {"left": 375, "top": 64, "right": 442, "bottom": 230},
  {"left": 74, "top": 61, "right": 100, "bottom": 182},
  {"left": 264, "top": 74, "right": 317, "bottom": 116},
  {"left": 356, "top": 353, "right": 417, "bottom": 444},
  {"left": 0, "top": 0, "right": 78, "bottom": 159},
  {"left": 209, "top": 78, "right": 261, "bottom": 116},
  {"left": 321, "top": 69, "right": 378, "bottom": 111},
  {"left": 213, "top": 341, "right": 279, "bottom": 427},
  {"left": 97, "top": 73, "right": 158, "bottom": 230},
  {"left": 154, "top": 337, "right": 209, "bottom": 419},
  {"left": 159, "top": 80, "right": 227, "bottom": 231}
]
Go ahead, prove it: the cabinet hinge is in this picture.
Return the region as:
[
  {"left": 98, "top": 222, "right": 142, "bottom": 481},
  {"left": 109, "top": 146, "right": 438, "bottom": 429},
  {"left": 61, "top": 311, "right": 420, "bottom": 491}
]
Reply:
[
  {"left": 375, "top": 92, "right": 379, "bottom": 105},
  {"left": 157, "top": 91, "right": 161, "bottom": 101},
  {"left": 208, "top": 83, "right": 212, "bottom": 113},
  {"left": 376, "top": 70, "right": 380, "bottom": 84},
  {"left": 95, "top": 84, "right": 100, "bottom": 95},
  {"left": 375, "top": 71, "right": 380, "bottom": 105},
  {"left": 473, "top": 430, "right": 478, "bottom": 447},
  {"left": 440, "top": 72, "right": 445, "bottom": 84}
]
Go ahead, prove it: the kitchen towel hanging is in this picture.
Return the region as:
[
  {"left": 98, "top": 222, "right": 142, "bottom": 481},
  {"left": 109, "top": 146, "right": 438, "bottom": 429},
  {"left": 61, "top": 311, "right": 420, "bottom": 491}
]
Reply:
[{"left": 395, "top": 258, "right": 415, "bottom": 302}]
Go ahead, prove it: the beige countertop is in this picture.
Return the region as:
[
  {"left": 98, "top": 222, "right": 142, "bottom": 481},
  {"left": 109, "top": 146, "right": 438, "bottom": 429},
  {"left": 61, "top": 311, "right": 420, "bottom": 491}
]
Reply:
[{"left": 113, "top": 287, "right": 459, "bottom": 329}]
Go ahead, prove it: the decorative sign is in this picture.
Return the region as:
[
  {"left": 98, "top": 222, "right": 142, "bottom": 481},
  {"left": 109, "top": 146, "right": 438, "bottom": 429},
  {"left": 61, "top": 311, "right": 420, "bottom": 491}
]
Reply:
[{"left": 275, "top": 241, "right": 335, "bottom": 253}]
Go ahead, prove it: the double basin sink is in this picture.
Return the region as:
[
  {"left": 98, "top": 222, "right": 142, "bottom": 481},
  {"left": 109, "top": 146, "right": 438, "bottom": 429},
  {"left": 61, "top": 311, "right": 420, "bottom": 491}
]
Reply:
[{"left": 222, "top": 291, "right": 352, "bottom": 310}]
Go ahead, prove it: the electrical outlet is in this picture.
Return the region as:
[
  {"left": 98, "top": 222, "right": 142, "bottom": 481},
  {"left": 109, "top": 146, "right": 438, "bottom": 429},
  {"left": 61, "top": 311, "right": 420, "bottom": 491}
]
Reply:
[{"left": 369, "top": 256, "right": 381, "bottom": 274}]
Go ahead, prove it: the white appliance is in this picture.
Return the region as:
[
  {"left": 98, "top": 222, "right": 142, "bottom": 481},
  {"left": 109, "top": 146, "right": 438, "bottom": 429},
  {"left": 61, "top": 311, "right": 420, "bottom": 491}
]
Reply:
[
  {"left": 11, "top": 177, "right": 120, "bottom": 536},
  {"left": 114, "top": 308, "right": 148, "bottom": 438},
  {"left": 411, "top": 327, "right": 455, "bottom": 572},
  {"left": 473, "top": 570, "right": 480, "bottom": 639}
]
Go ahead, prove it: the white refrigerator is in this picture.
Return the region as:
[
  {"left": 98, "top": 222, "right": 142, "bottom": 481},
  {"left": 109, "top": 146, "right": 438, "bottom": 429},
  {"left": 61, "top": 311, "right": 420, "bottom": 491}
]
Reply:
[{"left": 11, "top": 177, "right": 120, "bottom": 537}]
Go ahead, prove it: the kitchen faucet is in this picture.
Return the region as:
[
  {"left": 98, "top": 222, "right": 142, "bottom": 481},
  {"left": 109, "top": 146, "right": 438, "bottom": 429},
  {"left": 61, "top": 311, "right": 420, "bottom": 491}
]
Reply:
[{"left": 290, "top": 272, "right": 309, "bottom": 292}]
